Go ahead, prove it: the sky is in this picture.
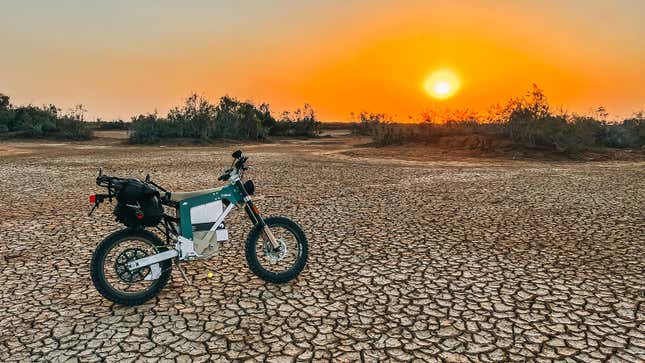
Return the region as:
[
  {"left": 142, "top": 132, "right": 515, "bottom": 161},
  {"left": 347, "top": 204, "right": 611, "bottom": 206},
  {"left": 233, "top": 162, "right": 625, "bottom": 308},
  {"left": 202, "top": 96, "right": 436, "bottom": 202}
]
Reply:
[{"left": 1, "top": 0, "right": 644, "bottom": 121}]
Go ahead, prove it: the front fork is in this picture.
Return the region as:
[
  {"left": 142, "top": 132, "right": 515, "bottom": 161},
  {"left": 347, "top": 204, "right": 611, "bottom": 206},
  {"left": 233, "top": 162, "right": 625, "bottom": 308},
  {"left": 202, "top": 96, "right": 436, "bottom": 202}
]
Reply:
[
  {"left": 235, "top": 179, "right": 280, "bottom": 250},
  {"left": 244, "top": 199, "right": 280, "bottom": 249}
]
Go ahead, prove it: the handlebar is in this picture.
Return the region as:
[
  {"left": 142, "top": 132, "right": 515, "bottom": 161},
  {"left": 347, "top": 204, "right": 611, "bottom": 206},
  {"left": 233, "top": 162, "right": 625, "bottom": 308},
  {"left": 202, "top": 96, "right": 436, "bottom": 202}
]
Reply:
[
  {"left": 218, "top": 151, "right": 248, "bottom": 182},
  {"left": 218, "top": 169, "right": 232, "bottom": 181}
]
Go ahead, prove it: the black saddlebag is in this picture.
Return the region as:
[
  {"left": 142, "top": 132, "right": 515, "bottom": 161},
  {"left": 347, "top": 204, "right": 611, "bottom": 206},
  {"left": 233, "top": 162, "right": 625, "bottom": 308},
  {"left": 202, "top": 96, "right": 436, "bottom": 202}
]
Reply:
[{"left": 113, "top": 179, "right": 163, "bottom": 228}]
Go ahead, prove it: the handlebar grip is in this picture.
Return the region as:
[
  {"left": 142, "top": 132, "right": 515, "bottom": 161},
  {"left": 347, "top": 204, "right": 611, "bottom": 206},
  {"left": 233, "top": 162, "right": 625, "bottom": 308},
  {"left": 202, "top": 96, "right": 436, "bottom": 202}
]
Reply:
[{"left": 235, "top": 157, "right": 247, "bottom": 169}]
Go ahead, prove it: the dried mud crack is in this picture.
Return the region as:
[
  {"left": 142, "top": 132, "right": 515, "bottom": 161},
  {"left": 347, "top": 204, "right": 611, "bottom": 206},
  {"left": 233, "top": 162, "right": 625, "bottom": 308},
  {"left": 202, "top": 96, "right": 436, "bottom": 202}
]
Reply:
[{"left": 0, "top": 141, "right": 643, "bottom": 362}]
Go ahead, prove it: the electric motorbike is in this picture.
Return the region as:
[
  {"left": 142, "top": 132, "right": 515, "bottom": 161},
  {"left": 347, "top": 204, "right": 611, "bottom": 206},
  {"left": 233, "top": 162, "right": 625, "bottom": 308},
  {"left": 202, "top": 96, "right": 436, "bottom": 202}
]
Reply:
[{"left": 88, "top": 150, "right": 308, "bottom": 306}]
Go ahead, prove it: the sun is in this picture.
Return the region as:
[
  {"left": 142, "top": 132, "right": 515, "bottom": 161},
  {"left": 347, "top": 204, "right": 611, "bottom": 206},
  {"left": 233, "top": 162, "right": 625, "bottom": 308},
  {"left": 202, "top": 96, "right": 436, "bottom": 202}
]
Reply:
[{"left": 423, "top": 69, "right": 461, "bottom": 100}]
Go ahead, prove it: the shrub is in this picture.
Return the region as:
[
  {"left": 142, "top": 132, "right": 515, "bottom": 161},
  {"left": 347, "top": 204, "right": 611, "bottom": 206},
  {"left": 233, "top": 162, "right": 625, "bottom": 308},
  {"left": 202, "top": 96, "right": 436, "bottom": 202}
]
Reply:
[
  {"left": 372, "top": 123, "right": 407, "bottom": 146},
  {"left": 271, "top": 104, "right": 320, "bottom": 137},
  {"left": 0, "top": 94, "right": 91, "bottom": 140},
  {"left": 55, "top": 115, "right": 93, "bottom": 140},
  {"left": 91, "top": 119, "right": 129, "bottom": 130},
  {"left": 366, "top": 85, "right": 643, "bottom": 154},
  {"left": 351, "top": 112, "right": 385, "bottom": 136},
  {"left": 320, "top": 121, "right": 356, "bottom": 130},
  {"left": 129, "top": 94, "right": 320, "bottom": 144},
  {"left": 129, "top": 114, "right": 166, "bottom": 144},
  {"left": 366, "top": 109, "right": 507, "bottom": 147},
  {"left": 601, "top": 116, "right": 645, "bottom": 148},
  {"left": 214, "top": 96, "right": 267, "bottom": 140},
  {"left": 570, "top": 117, "right": 604, "bottom": 149}
]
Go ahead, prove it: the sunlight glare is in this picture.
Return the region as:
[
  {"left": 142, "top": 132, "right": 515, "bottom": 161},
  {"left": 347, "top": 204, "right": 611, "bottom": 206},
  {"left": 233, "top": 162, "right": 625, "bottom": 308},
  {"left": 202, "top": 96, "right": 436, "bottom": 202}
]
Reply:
[{"left": 424, "top": 69, "right": 461, "bottom": 100}]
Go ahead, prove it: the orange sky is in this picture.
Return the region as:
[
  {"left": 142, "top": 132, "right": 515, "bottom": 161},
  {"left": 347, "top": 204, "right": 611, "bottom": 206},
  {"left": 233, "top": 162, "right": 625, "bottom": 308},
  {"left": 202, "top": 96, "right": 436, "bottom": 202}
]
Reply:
[{"left": 1, "top": 1, "right": 644, "bottom": 121}]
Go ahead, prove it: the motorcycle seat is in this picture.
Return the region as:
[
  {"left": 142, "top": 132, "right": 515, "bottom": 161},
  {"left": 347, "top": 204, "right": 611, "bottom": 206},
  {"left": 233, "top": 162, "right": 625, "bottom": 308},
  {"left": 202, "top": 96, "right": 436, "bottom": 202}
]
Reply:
[{"left": 168, "top": 186, "right": 224, "bottom": 202}]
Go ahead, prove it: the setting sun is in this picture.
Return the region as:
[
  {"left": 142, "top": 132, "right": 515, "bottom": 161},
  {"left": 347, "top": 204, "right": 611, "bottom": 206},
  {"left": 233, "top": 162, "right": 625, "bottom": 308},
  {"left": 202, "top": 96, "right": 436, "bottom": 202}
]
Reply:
[{"left": 423, "top": 69, "right": 461, "bottom": 100}]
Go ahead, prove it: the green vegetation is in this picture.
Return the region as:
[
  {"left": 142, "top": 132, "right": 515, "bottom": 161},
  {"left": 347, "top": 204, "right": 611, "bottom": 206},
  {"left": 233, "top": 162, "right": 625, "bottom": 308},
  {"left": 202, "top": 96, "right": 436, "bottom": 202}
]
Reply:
[
  {"left": 90, "top": 120, "right": 129, "bottom": 131},
  {"left": 2, "top": 88, "right": 642, "bottom": 155},
  {"left": 319, "top": 121, "right": 355, "bottom": 130},
  {"left": 359, "top": 85, "right": 644, "bottom": 153},
  {"left": 0, "top": 92, "right": 320, "bottom": 143},
  {"left": 129, "top": 95, "right": 320, "bottom": 144},
  {"left": 0, "top": 93, "right": 92, "bottom": 140}
]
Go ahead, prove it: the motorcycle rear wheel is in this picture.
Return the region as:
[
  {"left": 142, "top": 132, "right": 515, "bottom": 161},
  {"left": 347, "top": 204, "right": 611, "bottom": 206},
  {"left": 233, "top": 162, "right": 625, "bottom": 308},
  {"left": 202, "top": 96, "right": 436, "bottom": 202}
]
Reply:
[{"left": 90, "top": 229, "right": 172, "bottom": 306}]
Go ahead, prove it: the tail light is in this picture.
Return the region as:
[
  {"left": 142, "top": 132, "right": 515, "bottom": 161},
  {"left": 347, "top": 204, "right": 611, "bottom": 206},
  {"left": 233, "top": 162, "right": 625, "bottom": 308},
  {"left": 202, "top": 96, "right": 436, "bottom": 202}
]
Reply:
[{"left": 89, "top": 194, "right": 96, "bottom": 204}]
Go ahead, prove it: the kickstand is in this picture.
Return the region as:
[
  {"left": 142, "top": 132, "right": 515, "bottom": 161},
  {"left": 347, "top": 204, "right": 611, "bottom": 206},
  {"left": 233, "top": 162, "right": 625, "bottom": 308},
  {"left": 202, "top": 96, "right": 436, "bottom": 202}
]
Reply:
[{"left": 174, "top": 260, "right": 192, "bottom": 285}]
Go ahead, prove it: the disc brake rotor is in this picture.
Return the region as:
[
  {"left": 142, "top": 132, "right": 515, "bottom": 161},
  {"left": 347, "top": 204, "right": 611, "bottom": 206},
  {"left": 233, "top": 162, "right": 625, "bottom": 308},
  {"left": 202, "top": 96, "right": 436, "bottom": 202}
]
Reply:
[
  {"left": 114, "top": 248, "right": 150, "bottom": 283},
  {"left": 263, "top": 238, "right": 287, "bottom": 264}
]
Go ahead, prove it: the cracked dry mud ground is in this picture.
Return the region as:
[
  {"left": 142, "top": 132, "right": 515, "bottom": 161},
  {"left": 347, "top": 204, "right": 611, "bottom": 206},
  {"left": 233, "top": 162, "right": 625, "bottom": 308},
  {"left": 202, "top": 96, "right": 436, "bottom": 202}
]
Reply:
[{"left": 0, "top": 140, "right": 643, "bottom": 362}]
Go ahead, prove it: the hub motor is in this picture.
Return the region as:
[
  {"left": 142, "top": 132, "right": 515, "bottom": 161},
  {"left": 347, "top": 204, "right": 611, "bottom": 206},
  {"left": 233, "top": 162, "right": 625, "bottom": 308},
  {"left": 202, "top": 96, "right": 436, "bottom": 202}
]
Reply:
[
  {"left": 114, "top": 248, "right": 150, "bottom": 283},
  {"left": 264, "top": 238, "right": 288, "bottom": 264}
]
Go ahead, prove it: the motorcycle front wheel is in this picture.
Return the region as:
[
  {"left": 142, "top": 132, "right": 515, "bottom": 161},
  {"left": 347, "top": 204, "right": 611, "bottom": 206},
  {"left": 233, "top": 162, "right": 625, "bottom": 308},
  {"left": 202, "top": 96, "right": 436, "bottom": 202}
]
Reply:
[
  {"left": 245, "top": 216, "right": 309, "bottom": 283},
  {"left": 90, "top": 229, "right": 172, "bottom": 306}
]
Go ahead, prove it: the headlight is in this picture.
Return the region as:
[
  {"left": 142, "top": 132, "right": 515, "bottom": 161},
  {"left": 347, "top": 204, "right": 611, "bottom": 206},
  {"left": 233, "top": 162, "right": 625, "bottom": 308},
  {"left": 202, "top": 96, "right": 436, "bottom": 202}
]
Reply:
[{"left": 243, "top": 180, "right": 255, "bottom": 195}]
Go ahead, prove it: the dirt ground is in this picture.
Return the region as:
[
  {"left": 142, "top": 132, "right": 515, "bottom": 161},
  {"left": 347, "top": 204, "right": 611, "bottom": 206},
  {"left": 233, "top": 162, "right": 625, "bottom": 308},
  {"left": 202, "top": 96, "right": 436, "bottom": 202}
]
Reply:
[{"left": 0, "top": 135, "right": 643, "bottom": 362}]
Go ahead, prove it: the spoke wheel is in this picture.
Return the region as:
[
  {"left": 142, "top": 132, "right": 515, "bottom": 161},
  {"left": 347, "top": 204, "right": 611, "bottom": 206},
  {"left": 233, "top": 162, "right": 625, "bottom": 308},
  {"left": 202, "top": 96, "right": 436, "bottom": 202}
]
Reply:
[
  {"left": 91, "top": 229, "right": 172, "bottom": 306},
  {"left": 245, "top": 216, "right": 308, "bottom": 283},
  {"left": 106, "top": 243, "right": 156, "bottom": 293}
]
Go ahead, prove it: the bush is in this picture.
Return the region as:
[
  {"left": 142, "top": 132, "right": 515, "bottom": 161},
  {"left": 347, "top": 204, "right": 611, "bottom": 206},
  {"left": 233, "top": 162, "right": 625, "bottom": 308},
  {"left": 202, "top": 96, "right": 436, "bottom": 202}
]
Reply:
[
  {"left": 366, "top": 85, "right": 644, "bottom": 153},
  {"left": 129, "top": 94, "right": 320, "bottom": 144},
  {"left": 370, "top": 123, "right": 399, "bottom": 146},
  {"left": 129, "top": 114, "right": 165, "bottom": 144},
  {"left": 352, "top": 112, "right": 386, "bottom": 136},
  {"left": 320, "top": 121, "right": 356, "bottom": 130},
  {"left": 214, "top": 96, "right": 267, "bottom": 140},
  {"left": 91, "top": 120, "right": 129, "bottom": 130},
  {"left": 54, "top": 116, "right": 93, "bottom": 140},
  {"left": 366, "top": 110, "right": 506, "bottom": 147},
  {"left": 0, "top": 94, "right": 91, "bottom": 140},
  {"left": 505, "top": 86, "right": 633, "bottom": 152},
  {"left": 270, "top": 104, "right": 320, "bottom": 137},
  {"left": 601, "top": 116, "right": 645, "bottom": 148}
]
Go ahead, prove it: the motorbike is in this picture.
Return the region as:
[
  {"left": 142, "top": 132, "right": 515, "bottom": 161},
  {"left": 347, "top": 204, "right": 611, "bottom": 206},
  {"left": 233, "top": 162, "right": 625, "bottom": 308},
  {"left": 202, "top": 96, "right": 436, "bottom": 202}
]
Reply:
[{"left": 88, "top": 150, "right": 309, "bottom": 306}]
